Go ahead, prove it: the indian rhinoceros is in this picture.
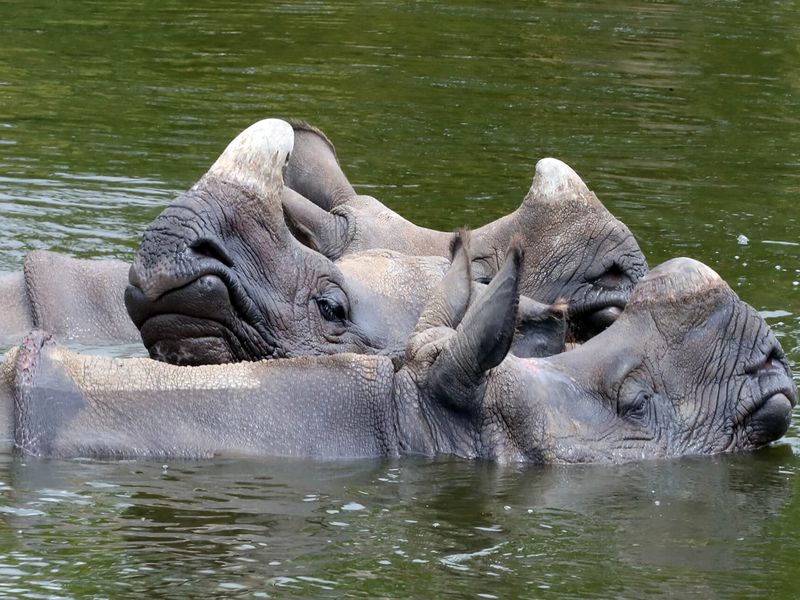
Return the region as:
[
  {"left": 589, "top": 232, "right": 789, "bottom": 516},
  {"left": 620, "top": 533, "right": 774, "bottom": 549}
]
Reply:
[
  {"left": 125, "top": 119, "right": 647, "bottom": 366},
  {"left": 0, "top": 119, "right": 645, "bottom": 353},
  {"left": 282, "top": 121, "right": 649, "bottom": 339},
  {"left": 0, "top": 253, "right": 141, "bottom": 349},
  {"left": 1, "top": 235, "right": 793, "bottom": 462}
]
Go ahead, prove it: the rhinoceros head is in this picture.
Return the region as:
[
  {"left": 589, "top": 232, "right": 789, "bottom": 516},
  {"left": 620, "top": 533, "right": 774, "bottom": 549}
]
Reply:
[
  {"left": 466, "top": 158, "right": 648, "bottom": 343},
  {"left": 405, "top": 237, "right": 795, "bottom": 462},
  {"left": 125, "top": 119, "right": 417, "bottom": 365},
  {"left": 278, "top": 122, "right": 648, "bottom": 343}
]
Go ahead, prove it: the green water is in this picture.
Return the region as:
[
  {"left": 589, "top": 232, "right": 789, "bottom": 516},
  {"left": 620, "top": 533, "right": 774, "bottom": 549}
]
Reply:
[{"left": 0, "top": 0, "right": 799, "bottom": 597}]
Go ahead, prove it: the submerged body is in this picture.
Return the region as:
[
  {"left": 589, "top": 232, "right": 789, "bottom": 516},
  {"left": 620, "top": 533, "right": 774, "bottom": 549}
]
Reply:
[{"left": 4, "top": 245, "right": 794, "bottom": 462}]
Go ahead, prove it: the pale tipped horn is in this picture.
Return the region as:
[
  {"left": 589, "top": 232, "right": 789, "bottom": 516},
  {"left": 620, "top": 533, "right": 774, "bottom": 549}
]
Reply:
[
  {"left": 200, "top": 118, "right": 294, "bottom": 200},
  {"left": 523, "top": 157, "right": 596, "bottom": 207}
]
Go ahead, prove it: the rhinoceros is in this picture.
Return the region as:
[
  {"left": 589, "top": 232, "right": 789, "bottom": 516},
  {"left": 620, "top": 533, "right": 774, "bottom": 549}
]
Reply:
[
  {"left": 282, "top": 121, "right": 648, "bottom": 339},
  {"left": 0, "top": 234, "right": 793, "bottom": 462},
  {"left": 0, "top": 119, "right": 645, "bottom": 355},
  {"left": 0, "top": 253, "right": 141, "bottom": 349},
  {"left": 125, "top": 119, "right": 649, "bottom": 366}
]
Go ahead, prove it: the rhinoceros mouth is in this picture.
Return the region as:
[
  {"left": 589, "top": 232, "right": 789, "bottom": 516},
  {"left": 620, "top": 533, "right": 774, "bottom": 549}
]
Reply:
[
  {"left": 144, "top": 320, "right": 238, "bottom": 366},
  {"left": 566, "top": 292, "right": 628, "bottom": 343},
  {"left": 740, "top": 384, "right": 796, "bottom": 447},
  {"left": 125, "top": 272, "right": 268, "bottom": 365}
]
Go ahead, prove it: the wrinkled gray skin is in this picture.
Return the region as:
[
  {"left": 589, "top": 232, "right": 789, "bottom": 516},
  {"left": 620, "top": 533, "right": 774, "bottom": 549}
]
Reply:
[
  {"left": 2, "top": 247, "right": 794, "bottom": 462},
  {"left": 125, "top": 119, "right": 565, "bottom": 366},
  {"left": 282, "top": 122, "right": 649, "bottom": 340},
  {"left": 0, "top": 252, "right": 140, "bottom": 348}
]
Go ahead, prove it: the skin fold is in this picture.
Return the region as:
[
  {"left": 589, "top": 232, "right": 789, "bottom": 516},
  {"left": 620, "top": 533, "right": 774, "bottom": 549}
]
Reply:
[
  {"left": 282, "top": 121, "right": 649, "bottom": 339},
  {"left": 4, "top": 237, "right": 794, "bottom": 462},
  {"left": 0, "top": 118, "right": 644, "bottom": 355},
  {"left": 0, "top": 252, "right": 140, "bottom": 347},
  {"left": 125, "top": 119, "right": 647, "bottom": 368}
]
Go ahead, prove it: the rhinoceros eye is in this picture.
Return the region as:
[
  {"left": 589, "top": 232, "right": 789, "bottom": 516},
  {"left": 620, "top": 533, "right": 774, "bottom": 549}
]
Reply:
[
  {"left": 619, "top": 390, "right": 651, "bottom": 421},
  {"left": 315, "top": 286, "right": 349, "bottom": 323},
  {"left": 591, "top": 263, "right": 627, "bottom": 289},
  {"left": 614, "top": 365, "right": 653, "bottom": 423}
]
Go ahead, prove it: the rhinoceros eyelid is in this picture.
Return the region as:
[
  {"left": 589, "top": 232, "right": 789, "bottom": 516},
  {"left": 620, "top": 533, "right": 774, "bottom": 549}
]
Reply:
[
  {"left": 605, "top": 358, "right": 644, "bottom": 401},
  {"left": 618, "top": 389, "right": 652, "bottom": 421},
  {"left": 315, "top": 284, "right": 350, "bottom": 324}
]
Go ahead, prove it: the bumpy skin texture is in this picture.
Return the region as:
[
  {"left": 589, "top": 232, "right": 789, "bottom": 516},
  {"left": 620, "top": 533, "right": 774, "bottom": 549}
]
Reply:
[
  {"left": 0, "top": 252, "right": 139, "bottom": 347},
  {"left": 126, "top": 119, "right": 421, "bottom": 365},
  {"left": 7, "top": 250, "right": 795, "bottom": 462},
  {"left": 282, "top": 122, "right": 648, "bottom": 340},
  {"left": 403, "top": 252, "right": 796, "bottom": 462},
  {"left": 126, "top": 120, "right": 566, "bottom": 366},
  {"left": 0, "top": 272, "right": 31, "bottom": 345},
  {"left": 13, "top": 331, "right": 397, "bottom": 458},
  {"left": 0, "top": 348, "right": 17, "bottom": 447}
]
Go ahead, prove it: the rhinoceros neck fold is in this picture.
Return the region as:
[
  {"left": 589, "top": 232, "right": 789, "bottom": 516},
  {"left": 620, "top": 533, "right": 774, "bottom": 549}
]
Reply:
[{"left": 12, "top": 336, "right": 402, "bottom": 460}]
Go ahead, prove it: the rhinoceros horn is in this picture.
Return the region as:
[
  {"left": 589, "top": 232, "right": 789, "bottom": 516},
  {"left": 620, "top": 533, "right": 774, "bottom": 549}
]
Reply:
[
  {"left": 201, "top": 118, "right": 294, "bottom": 204},
  {"left": 521, "top": 157, "right": 598, "bottom": 210},
  {"left": 131, "top": 118, "right": 295, "bottom": 303},
  {"left": 627, "top": 258, "right": 725, "bottom": 308},
  {"left": 624, "top": 258, "right": 731, "bottom": 334}
]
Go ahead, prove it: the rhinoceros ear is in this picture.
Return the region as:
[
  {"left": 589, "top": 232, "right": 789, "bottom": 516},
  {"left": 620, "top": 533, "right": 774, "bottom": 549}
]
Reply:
[
  {"left": 284, "top": 121, "right": 357, "bottom": 211},
  {"left": 426, "top": 238, "right": 523, "bottom": 412},
  {"left": 281, "top": 187, "right": 351, "bottom": 261},
  {"left": 413, "top": 229, "right": 473, "bottom": 333}
]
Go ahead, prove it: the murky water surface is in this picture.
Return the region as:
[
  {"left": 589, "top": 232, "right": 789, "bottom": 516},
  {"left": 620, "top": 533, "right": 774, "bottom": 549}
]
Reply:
[{"left": 0, "top": 0, "right": 798, "bottom": 597}]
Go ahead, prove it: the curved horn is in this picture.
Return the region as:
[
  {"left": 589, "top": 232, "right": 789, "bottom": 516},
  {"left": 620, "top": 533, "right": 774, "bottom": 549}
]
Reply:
[
  {"left": 522, "top": 157, "right": 597, "bottom": 209},
  {"left": 626, "top": 257, "right": 728, "bottom": 311},
  {"left": 201, "top": 118, "right": 294, "bottom": 202}
]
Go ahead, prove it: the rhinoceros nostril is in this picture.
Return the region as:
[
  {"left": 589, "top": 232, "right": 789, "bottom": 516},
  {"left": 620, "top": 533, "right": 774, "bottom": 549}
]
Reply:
[{"left": 190, "top": 237, "right": 234, "bottom": 268}]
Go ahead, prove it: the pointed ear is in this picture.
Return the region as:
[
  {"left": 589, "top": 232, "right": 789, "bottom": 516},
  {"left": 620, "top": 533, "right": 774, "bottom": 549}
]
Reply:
[
  {"left": 281, "top": 187, "right": 350, "bottom": 260},
  {"left": 426, "top": 239, "right": 523, "bottom": 412},
  {"left": 413, "top": 229, "right": 473, "bottom": 334}
]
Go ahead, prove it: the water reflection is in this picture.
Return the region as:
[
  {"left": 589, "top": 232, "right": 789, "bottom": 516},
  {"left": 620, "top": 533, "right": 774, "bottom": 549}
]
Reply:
[
  {"left": 0, "top": 451, "right": 796, "bottom": 598},
  {"left": 0, "top": 0, "right": 799, "bottom": 597}
]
